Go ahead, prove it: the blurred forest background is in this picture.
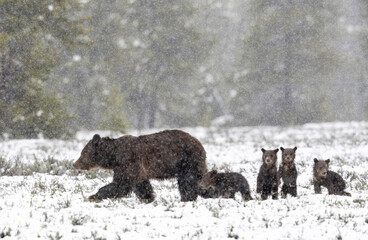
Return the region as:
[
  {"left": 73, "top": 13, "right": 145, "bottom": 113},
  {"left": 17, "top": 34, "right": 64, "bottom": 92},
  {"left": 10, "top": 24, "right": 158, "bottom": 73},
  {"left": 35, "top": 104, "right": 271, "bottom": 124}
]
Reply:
[{"left": 1, "top": 0, "right": 368, "bottom": 138}]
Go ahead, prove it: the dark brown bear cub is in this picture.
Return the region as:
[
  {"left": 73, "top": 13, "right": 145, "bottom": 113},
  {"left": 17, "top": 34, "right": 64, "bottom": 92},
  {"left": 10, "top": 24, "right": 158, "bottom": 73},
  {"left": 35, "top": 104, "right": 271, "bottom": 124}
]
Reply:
[
  {"left": 257, "top": 148, "right": 279, "bottom": 200},
  {"left": 199, "top": 170, "right": 253, "bottom": 201},
  {"left": 313, "top": 158, "right": 351, "bottom": 196},
  {"left": 278, "top": 147, "right": 298, "bottom": 198},
  {"left": 74, "top": 130, "right": 208, "bottom": 202}
]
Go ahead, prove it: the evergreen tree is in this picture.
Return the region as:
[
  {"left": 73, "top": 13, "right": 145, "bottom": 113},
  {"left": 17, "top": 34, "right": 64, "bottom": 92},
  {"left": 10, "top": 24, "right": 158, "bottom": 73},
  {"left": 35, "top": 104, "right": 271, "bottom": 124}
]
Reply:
[
  {"left": 49, "top": 0, "right": 129, "bottom": 131},
  {"left": 356, "top": 0, "right": 368, "bottom": 119},
  {"left": 234, "top": 0, "right": 344, "bottom": 126},
  {"left": 118, "top": 0, "right": 212, "bottom": 129},
  {"left": 0, "top": 0, "right": 88, "bottom": 138}
]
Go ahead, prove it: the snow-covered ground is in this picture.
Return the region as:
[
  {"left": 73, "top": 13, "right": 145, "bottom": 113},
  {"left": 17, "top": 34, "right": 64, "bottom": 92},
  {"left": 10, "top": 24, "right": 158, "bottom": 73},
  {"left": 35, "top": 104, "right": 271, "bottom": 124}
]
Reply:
[{"left": 0, "top": 122, "right": 367, "bottom": 239}]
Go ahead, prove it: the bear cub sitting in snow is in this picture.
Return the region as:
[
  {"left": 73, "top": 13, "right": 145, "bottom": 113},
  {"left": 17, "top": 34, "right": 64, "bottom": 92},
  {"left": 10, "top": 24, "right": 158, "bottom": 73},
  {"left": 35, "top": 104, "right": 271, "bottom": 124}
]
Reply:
[
  {"left": 257, "top": 148, "right": 279, "bottom": 200},
  {"left": 313, "top": 158, "right": 351, "bottom": 196},
  {"left": 278, "top": 147, "right": 298, "bottom": 198},
  {"left": 199, "top": 170, "right": 253, "bottom": 201}
]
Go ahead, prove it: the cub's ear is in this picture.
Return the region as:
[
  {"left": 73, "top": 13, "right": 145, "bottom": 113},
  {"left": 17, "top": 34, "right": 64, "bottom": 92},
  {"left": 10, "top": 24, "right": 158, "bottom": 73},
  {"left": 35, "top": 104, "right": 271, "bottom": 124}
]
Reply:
[
  {"left": 293, "top": 147, "right": 297, "bottom": 151},
  {"left": 92, "top": 134, "right": 101, "bottom": 146},
  {"left": 314, "top": 158, "right": 318, "bottom": 163},
  {"left": 326, "top": 159, "right": 330, "bottom": 164},
  {"left": 274, "top": 148, "right": 279, "bottom": 153},
  {"left": 209, "top": 170, "right": 217, "bottom": 177},
  {"left": 280, "top": 147, "right": 284, "bottom": 151},
  {"left": 261, "top": 148, "right": 266, "bottom": 153}
]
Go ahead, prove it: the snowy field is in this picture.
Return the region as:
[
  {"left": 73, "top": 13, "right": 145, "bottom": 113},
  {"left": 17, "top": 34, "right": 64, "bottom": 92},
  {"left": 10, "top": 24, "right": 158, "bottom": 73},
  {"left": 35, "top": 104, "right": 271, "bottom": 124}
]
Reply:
[{"left": 0, "top": 122, "right": 368, "bottom": 239}]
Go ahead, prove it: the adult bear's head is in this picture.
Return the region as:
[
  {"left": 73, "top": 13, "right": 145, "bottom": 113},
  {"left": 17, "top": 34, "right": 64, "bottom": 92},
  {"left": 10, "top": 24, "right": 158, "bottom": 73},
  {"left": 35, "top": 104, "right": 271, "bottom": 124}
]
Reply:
[
  {"left": 74, "top": 134, "right": 101, "bottom": 170},
  {"left": 74, "top": 134, "right": 119, "bottom": 170}
]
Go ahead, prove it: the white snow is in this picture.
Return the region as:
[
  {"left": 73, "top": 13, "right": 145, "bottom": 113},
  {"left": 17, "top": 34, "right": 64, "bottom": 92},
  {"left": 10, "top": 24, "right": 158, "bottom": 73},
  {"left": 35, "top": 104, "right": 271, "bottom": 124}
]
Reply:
[{"left": 0, "top": 122, "right": 367, "bottom": 239}]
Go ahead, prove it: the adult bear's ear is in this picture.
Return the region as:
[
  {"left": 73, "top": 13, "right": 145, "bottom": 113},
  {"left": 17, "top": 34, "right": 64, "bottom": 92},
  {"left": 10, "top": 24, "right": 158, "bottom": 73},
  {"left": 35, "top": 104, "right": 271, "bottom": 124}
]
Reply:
[
  {"left": 293, "top": 147, "right": 297, "bottom": 151},
  {"left": 314, "top": 158, "right": 318, "bottom": 163},
  {"left": 274, "top": 148, "right": 279, "bottom": 153},
  {"left": 280, "top": 147, "right": 284, "bottom": 151},
  {"left": 261, "top": 148, "right": 266, "bottom": 153},
  {"left": 92, "top": 134, "right": 101, "bottom": 146}
]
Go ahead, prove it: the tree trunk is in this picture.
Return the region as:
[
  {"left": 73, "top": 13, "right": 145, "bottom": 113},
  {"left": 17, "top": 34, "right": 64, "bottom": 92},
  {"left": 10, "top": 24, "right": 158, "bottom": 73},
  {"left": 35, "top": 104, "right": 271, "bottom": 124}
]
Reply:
[{"left": 148, "top": 93, "right": 157, "bottom": 129}]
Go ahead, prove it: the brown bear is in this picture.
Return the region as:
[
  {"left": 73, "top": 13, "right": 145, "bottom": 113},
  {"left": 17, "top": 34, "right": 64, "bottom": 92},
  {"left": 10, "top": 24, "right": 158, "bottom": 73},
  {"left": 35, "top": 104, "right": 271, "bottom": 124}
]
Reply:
[
  {"left": 199, "top": 170, "right": 253, "bottom": 201},
  {"left": 313, "top": 158, "right": 351, "bottom": 196},
  {"left": 73, "top": 130, "right": 208, "bottom": 202},
  {"left": 278, "top": 147, "right": 298, "bottom": 198},
  {"left": 257, "top": 148, "right": 279, "bottom": 200}
]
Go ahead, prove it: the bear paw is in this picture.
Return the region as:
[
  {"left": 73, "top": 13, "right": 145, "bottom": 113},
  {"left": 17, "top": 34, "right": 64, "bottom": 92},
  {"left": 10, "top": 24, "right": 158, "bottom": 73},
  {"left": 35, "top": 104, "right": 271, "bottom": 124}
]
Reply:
[{"left": 87, "top": 194, "right": 101, "bottom": 202}]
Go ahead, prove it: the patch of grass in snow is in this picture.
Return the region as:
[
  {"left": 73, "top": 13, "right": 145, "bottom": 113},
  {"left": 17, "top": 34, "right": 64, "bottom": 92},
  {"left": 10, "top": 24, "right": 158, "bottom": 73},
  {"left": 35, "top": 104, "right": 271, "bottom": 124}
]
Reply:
[
  {"left": 47, "top": 232, "right": 63, "bottom": 240},
  {"left": 227, "top": 226, "right": 239, "bottom": 239},
  {"left": 71, "top": 214, "right": 88, "bottom": 226},
  {"left": 0, "top": 227, "right": 11, "bottom": 238},
  {"left": 0, "top": 156, "right": 74, "bottom": 176},
  {"left": 0, "top": 156, "right": 112, "bottom": 179},
  {"left": 58, "top": 197, "right": 72, "bottom": 209},
  {"left": 90, "top": 231, "right": 107, "bottom": 240}
]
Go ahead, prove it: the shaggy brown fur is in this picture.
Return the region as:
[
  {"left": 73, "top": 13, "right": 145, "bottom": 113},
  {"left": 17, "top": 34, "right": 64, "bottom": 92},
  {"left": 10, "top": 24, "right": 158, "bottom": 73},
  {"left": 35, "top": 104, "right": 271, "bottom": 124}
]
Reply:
[
  {"left": 278, "top": 147, "right": 298, "bottom": 198},
  {"left": 313, "top": 158, "right": 351, "bottom": 196},
  {"left": 257, "top": 148, "right": 279, "bottom": 200},
  {"left": 199, "top": 170, "right": 253, "bottom": 201},
  {"left": 74, "top": 130, "right": 208, "bottom": 202}
]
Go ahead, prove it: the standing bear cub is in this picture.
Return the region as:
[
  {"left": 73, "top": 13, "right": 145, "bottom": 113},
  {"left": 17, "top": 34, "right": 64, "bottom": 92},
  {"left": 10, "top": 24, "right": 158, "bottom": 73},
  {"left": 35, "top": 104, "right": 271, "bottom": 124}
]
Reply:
[
  {"left": 313, "top": 158, "right": 351, "bottom": 196},
  {"left": 278, "top": 147, "right": 298, "bottom": 198},
  {"left": 257, "top": 148, "right": 279, "bottom": 200},
  {"left": 199, "top": 170, "right": 253, "bottom": 201},
  {"left": 74, "top": 130, "right": 208, "bottom": 203}
]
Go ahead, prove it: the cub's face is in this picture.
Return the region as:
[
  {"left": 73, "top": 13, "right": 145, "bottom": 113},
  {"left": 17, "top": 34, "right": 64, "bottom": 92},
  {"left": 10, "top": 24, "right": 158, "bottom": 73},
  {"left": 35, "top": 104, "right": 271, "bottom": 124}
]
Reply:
[
  {"left": 280, "top": 147, "right": 297, "bottom": 163},
  {"left": 73, "top": 134, "right": 101, "bottom": 170},
  {"left": 313, "top": 158, "right": 330, "bottom": 179},
  {"left": 261, "top": 148, "right": 279, "bottom": 166},
  {"left": 199, "top": 170, "right": 217, "bottom": 189}
]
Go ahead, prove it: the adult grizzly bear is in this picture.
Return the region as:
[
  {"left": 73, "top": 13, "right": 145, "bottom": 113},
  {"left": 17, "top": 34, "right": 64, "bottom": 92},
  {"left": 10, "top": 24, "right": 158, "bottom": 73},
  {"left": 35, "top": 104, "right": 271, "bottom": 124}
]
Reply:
[{"left": 74, "top": 130, "right": 208, "bottom": 202}]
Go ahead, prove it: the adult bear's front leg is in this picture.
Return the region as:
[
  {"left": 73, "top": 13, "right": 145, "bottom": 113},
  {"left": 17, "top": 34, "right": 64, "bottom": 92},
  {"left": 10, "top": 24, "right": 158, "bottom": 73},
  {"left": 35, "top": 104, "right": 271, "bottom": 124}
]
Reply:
[
  {"left": 134, "top": 180, "right": 155, "bottom": 203},
  {"left": 88, "top": 181, "right": 133, "bottom": 201},
  {"left": 178, "top": 177, "right": 199, "bottom": 201}
]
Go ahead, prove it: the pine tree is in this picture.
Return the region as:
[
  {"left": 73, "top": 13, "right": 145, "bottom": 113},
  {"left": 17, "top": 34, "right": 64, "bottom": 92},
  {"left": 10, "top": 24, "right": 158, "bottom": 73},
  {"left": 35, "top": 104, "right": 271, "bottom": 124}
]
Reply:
[
  {"left": 234, "top": 0, "right": 344, "bottom": 126},
  {"left": 117, "top": 0, "right": 212, "bottom": 129},
  {"left": 49, "top": 0, "right": 129, "bottom": 131},
  {"left": 0, "top": 0, "right": 88, "bottom": 138}
]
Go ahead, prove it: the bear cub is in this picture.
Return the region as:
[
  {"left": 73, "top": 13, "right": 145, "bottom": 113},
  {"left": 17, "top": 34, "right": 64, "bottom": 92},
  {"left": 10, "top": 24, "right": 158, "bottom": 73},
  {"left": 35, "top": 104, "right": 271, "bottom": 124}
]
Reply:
[
  {"left": 257, "top": 148, "right": 279, "bottom": 200},
  {"left": 199, "top": 170, "right": 253, "bottom": 201},
  {"left": 313, "top": 158, "right": 351, "bottom": 196},
  {"left": 278, "top": 147, "right": 298, "bottom": 198}
]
